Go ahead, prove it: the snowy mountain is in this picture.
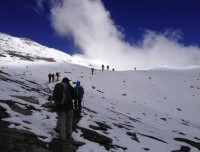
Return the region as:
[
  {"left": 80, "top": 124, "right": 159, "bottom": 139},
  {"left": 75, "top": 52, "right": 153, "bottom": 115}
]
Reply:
[
  {"left": 0, "top": 32, "right": 99, "bottom": 68},
  {"left": 0, "top": 33, "right": 200, "bottom": 152}
]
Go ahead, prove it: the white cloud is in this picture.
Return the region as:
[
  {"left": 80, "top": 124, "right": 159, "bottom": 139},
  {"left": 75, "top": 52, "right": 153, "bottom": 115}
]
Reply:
[{"left": 49, "top": 0, "right": 200, "bottom": 70}]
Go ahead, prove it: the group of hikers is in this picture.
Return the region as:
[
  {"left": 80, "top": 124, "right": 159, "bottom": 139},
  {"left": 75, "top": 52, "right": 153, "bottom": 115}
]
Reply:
[
  {"left": 101, "top": 64, "right": 109, "bottom": 71},
  {"left": 91, "top": 64, "right": 115, "bottom": 75},
  {"left": 48, "top": 72, "right": 60, "bottom": 83},
  {"left": 52, "top": 77, "right": 84, "bottom": 140},
  {"left": 50, "top": 64, "right": 117, "bottom": 140},
  {"left": 101, "top": 64, "right": 114, "bottom": 72}
]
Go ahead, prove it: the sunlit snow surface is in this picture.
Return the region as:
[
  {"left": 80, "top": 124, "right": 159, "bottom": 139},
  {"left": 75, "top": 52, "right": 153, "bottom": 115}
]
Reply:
[{"left": 0, "top": 33, "right": 200, "bottom": 151}]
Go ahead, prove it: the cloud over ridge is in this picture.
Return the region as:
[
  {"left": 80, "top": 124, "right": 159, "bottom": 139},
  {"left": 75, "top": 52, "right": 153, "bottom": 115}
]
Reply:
[{"left": 49, "top": 0, "right": 200, "bottom": 70}]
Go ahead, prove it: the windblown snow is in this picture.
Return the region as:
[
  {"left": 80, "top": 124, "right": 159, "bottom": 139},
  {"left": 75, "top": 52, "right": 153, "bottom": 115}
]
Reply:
[{"left": 0, "top": 32, "right": 200, "bottom": 152}]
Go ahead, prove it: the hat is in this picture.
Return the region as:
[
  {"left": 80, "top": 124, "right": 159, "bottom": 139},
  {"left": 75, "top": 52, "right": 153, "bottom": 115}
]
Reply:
[{"left": 62, "top": 77, "right": 70, "bottom": 83}]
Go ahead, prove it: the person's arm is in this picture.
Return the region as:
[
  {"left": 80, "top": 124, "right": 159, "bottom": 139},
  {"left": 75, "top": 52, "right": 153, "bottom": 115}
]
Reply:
[{"left": 69, "top": 84, "right": 75, "bottom": 99}]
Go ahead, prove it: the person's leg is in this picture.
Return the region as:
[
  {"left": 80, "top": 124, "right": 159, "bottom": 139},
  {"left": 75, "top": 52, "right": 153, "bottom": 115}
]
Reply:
[
  {"left": 74, "top": 99, "right": 78, "bottom": 110},
  {"left": 66, "top": 110, "right": 73, "bottom": 137},
  {"left": 58, "top": 111, "right": 66, "bottom": 140},
  {"left": 78, "top": 98, "right": 82, "bottom": 112}
]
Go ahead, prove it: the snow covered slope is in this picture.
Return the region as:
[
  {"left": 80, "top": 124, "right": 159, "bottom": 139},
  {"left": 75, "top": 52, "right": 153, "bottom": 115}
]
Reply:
[
  {"left": 0, "top": 33, "right": 200, "bottom": 152},
  {"left": 0, "top": 32, "right": 98, "bottom": 68}
]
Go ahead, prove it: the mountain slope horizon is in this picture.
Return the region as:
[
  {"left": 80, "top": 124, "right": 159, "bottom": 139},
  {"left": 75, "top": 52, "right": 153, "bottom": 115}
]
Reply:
[{"left": 0, "top": 32, "right": 99, "bottom": 69}]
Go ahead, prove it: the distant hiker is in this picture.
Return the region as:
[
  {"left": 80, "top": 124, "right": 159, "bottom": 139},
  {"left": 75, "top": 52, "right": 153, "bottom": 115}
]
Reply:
[
  {"left": 106, "top": 65, "right": 109, "bottom": 70},
  {"left": 56, "top": 72, "right": 60, "bottom": 81},
  {"left": 74, "top": 81, "right": 84, "bottom": 113},
  {"left": 53, "top": 77, "right": 74, "bottom": 140},
  {"left": 48, "top": 73, "right": 52, "bottom": 83},
  {"left": 112, "top": 68, "right": 115, "bottom": 71},
  {"left": 102, "top": 64, "right": 105, "bottom": 71},
  {"left": 52, "top": 73, "right": 55, "bottom": 82},
  {"left": 91, "top": 68, "right": 94, "bottom": 75},
  {"left": 134, "top": 67, "right": 136, "bottom": 71}
]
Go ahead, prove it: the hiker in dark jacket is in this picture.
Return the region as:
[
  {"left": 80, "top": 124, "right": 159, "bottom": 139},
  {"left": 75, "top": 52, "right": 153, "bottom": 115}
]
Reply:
[
  {"left": 102, "top": 64, "right": 104, "bottom": 71},
  {"left": 52, "top": 73, "right": 55, "bottom": 82},
  {"left": 53, "top": 77, "right": 74, "bottom": 140},
  {"left": 48, "top": 73, "right": 52, "bottom": 83},
  {"left": 74, "top": 81, "right": 84, "bottom": 113},
  {"left": 106, "top": 65, "right": 109, "bottom": 70},
  {"left": 91, "top": 68, "right": 94, "bottom": 75}
]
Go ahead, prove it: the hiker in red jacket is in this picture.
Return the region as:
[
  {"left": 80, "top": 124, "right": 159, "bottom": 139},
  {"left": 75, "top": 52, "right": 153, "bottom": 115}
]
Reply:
[{"left": 56, "top": 72, "right": 60, "bottom": 81}]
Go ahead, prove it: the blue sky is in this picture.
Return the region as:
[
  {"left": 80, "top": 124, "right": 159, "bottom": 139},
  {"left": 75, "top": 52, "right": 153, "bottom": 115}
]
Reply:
[
  {"left": 0, "top": 0, "right": 200, "bottom": 53},
  {"left": 103, "top": 0, "right": 200, "bottom": 45},
  {"left": 0, "top": 0, "right": 200, "bottom": 69}
]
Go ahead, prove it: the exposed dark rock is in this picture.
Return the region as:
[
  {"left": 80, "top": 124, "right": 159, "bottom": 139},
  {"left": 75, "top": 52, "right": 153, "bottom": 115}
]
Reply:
[
  {"left": 0, "top": 53, "right": 6, "bottom": 57},
  {"left": 35, "top": 57, "right": 55, "bottom": 62},
  {"left": 171, "top": 145, "right": 190, "bottom": 152},
  {"left": 11, "top": 95, "right": 39, "bottom": 104},
  {"left": 8, "top": 51, "right": 34, "bottom": 61},
  {"left": 138, "top": 133, "right": 167, "bottom": 143},
  {"left": 107, "top": 108, "right": 141, "bottom": 123},
  {"left": 177, "top": 108, "right": 182, "bottom": 111},
  {"left": 181, "top": 123, "right": 189, "bottom": 126},
  {"left": 5, "top": 51, "right": 56, "bottom": 62},
  {"left": 89, "top": 121, "right": 112, "bottom": 131},
  {"left": 0, "top": 100, "right": 32, "bottom": 115},
  {"left": 96, "top": 90, "right": 104, "bottom": 93},
  {"left": 127, "top": 132, "right": 139, "bottom": 142},
  {"left": 113, "top": 123, "right": 130, "bottom": 131},
  {"left": 160, "top": 118, "right": 167, "bottom": 121},
  {"left": 26, "top": 80, "right": 38, "bottom": 84},
  {"left": 174, "top": 137, "right": 200, "bottom": 150},
  {"left": 194, "top": 137, "right": 200, "bottom": 141},
  {"left": 11, "top": 103, "right": 32, "bottom": 115},
  {"left": 83, "top": 107, "right": 97, "bottom": 114},
  {"left": 143, "top": 148, "right": 150, "bottom": 151},
  {"left": 0, "top": 120, "right": 50, "bottom": 152},
  {"left": 172, "top": 130, "right": 186, "bottom": 136},
  {"left": 113, "top": 145, "right": 127, "bottom": 151},
  {"left": 0, "top": 105, "right": 9, "bottom": 120},
  {"left": 96, "top": 121, "right": 112, "bottom": 130},
  {"left": 0, "top": 70, "right": 10, "bottom": 76},
  {"left": 77, "top": 126, "right": 113, "bottom": 150}
]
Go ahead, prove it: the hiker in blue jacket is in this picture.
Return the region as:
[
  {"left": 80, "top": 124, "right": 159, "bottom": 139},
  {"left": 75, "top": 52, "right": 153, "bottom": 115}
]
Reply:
[{"left": 74, "top": 81, "right": 84, "bottom": 113}]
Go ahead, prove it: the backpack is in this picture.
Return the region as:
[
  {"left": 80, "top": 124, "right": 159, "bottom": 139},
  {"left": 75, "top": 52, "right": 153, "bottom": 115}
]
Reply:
[
  {"left": 74, "top": 86, "right": 84, "bottom": 99},
  {"left": 53, "top": 82, "right": 73, "bottom": 110}
]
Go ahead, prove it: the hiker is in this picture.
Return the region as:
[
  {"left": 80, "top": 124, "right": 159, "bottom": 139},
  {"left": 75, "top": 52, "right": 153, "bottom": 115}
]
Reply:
[
  {"left": 102, "top": 64, "right": 104, "bottom": 71},
  {"left": 53, "top": 77, "right": 74, "bottom": 140},
  {"left": 52, "top": 73, "right": 55, "bottom": 82},
  {"left": 112, "top": 68, "right": 115, "bottom": 71},
  {"left": 74, "top": 81, "right": 84, "bottom": 113},
  {"left": 106, "top": 65, "right": 109, "bottom": 70},
  {"left": 48, "top": 73, "right": 52, "bottom": 83},
  {"left": 56, "top": 72, "right": 60, "bottom": 81},
  {"left": 91, "top": 68, "right": 94, "bottom": 75}
]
